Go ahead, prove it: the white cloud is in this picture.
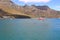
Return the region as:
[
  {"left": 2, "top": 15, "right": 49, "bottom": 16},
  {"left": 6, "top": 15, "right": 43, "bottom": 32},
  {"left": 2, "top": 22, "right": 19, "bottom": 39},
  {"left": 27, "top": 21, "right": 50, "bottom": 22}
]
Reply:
[
  {"left": 56, "top": 6, "right": 60, "bottom": 8},
  {"left": 19, "top": 0, "right": 51, "bottom": 3}
]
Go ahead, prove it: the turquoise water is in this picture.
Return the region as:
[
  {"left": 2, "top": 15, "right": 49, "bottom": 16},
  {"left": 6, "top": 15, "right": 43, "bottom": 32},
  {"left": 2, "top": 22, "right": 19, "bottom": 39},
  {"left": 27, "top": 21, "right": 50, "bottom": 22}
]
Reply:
[{"left": 0, "top": 19, "right": 60, "bottom": 40}]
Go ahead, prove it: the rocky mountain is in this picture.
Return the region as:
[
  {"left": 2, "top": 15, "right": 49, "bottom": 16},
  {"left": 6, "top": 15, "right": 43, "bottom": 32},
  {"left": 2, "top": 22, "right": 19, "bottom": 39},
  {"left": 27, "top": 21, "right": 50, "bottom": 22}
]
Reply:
[
  {"left": 0, "top": 0, "right": 31, "bottom": 18},
  {"left": 23, "top": 5, "right": 60, "bottom": 18},
  {"left": 0, "top": 0, "right": 60, "bottom": 18}
]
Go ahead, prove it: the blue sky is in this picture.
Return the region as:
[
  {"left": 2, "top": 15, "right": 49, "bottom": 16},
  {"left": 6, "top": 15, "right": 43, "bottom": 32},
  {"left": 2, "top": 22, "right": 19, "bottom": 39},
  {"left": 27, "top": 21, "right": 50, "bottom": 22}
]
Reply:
[{"left": 12, "top": 0, "right": 60, "bottom": 11}]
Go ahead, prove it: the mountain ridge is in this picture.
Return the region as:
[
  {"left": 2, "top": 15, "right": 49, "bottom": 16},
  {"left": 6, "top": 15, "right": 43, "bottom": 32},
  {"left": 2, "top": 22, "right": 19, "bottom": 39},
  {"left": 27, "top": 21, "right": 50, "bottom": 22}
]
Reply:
[{"left": 0, "top": 0, "right": 60, "bottom": 18}]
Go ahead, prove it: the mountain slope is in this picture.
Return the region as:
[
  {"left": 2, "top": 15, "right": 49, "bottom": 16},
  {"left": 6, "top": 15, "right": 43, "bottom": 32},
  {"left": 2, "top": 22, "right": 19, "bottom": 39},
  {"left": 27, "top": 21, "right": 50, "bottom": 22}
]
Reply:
[
  {"left": 0, "top": 0, "right": 32, "bottom": 18},
  {"left": 22, "top": 5, "right": 60, "bottom": 18},
  {"left": 0, "top": 0, "right": 60, "bottom": 18}
]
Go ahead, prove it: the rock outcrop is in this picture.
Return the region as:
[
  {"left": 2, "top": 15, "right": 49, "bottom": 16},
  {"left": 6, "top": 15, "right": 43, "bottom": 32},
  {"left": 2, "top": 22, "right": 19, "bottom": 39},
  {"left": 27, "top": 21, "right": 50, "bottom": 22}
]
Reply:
[{"left": 0, "top": 0, "right": 31, "bottom": 18}]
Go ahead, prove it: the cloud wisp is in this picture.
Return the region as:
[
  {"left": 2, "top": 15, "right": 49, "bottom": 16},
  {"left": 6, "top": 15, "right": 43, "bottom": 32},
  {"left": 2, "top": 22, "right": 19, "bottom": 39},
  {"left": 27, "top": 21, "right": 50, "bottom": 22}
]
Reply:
[{"left": 56, "top": 6, "right": 60, "bottom": 8}]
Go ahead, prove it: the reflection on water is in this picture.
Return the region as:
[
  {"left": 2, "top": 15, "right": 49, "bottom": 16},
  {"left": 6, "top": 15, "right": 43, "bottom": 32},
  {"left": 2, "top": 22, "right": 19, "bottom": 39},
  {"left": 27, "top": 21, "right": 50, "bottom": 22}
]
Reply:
[{"left": 0, "top": 19, "right": 60, "bottom": 40}]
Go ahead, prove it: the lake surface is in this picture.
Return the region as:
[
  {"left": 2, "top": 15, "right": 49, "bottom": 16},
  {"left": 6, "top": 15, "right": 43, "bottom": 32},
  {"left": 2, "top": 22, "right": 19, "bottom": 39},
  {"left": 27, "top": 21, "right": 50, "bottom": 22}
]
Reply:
[{"left": 0, "top": 19, "right": 60, "bottom": 40}]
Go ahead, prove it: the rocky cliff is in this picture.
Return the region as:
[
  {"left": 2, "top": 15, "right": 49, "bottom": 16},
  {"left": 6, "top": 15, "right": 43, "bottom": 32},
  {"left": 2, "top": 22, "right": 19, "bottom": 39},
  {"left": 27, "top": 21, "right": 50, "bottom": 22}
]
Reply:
[
  {"left": 23, "top": 5, "right": 60, "bottom": 18},
  {"left": 0, "top": 0, "right": 60, "bottom": 18},
  {"left": 0, "top": 0, "right": 31, "bottom": 18}
]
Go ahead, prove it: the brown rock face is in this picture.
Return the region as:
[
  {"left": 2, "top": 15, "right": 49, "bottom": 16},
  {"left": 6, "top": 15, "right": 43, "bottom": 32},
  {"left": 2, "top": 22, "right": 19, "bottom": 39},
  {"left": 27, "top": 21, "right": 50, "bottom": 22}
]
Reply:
[
  {"left": 22, "top": 5, "right": 60, "bottom": 18},
  {"left": 0, "top": 0, "right": 31, "bottom": 18},
  {"left": 0, "top": 0, "right": 60, "bottom": 18}
]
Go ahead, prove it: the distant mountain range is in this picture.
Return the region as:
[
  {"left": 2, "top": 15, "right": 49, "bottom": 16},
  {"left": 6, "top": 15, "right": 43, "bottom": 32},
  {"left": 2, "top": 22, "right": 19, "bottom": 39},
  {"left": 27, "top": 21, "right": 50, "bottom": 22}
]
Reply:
[{"left": 0, "top": 0, "right": 60, "bottom": 18}]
